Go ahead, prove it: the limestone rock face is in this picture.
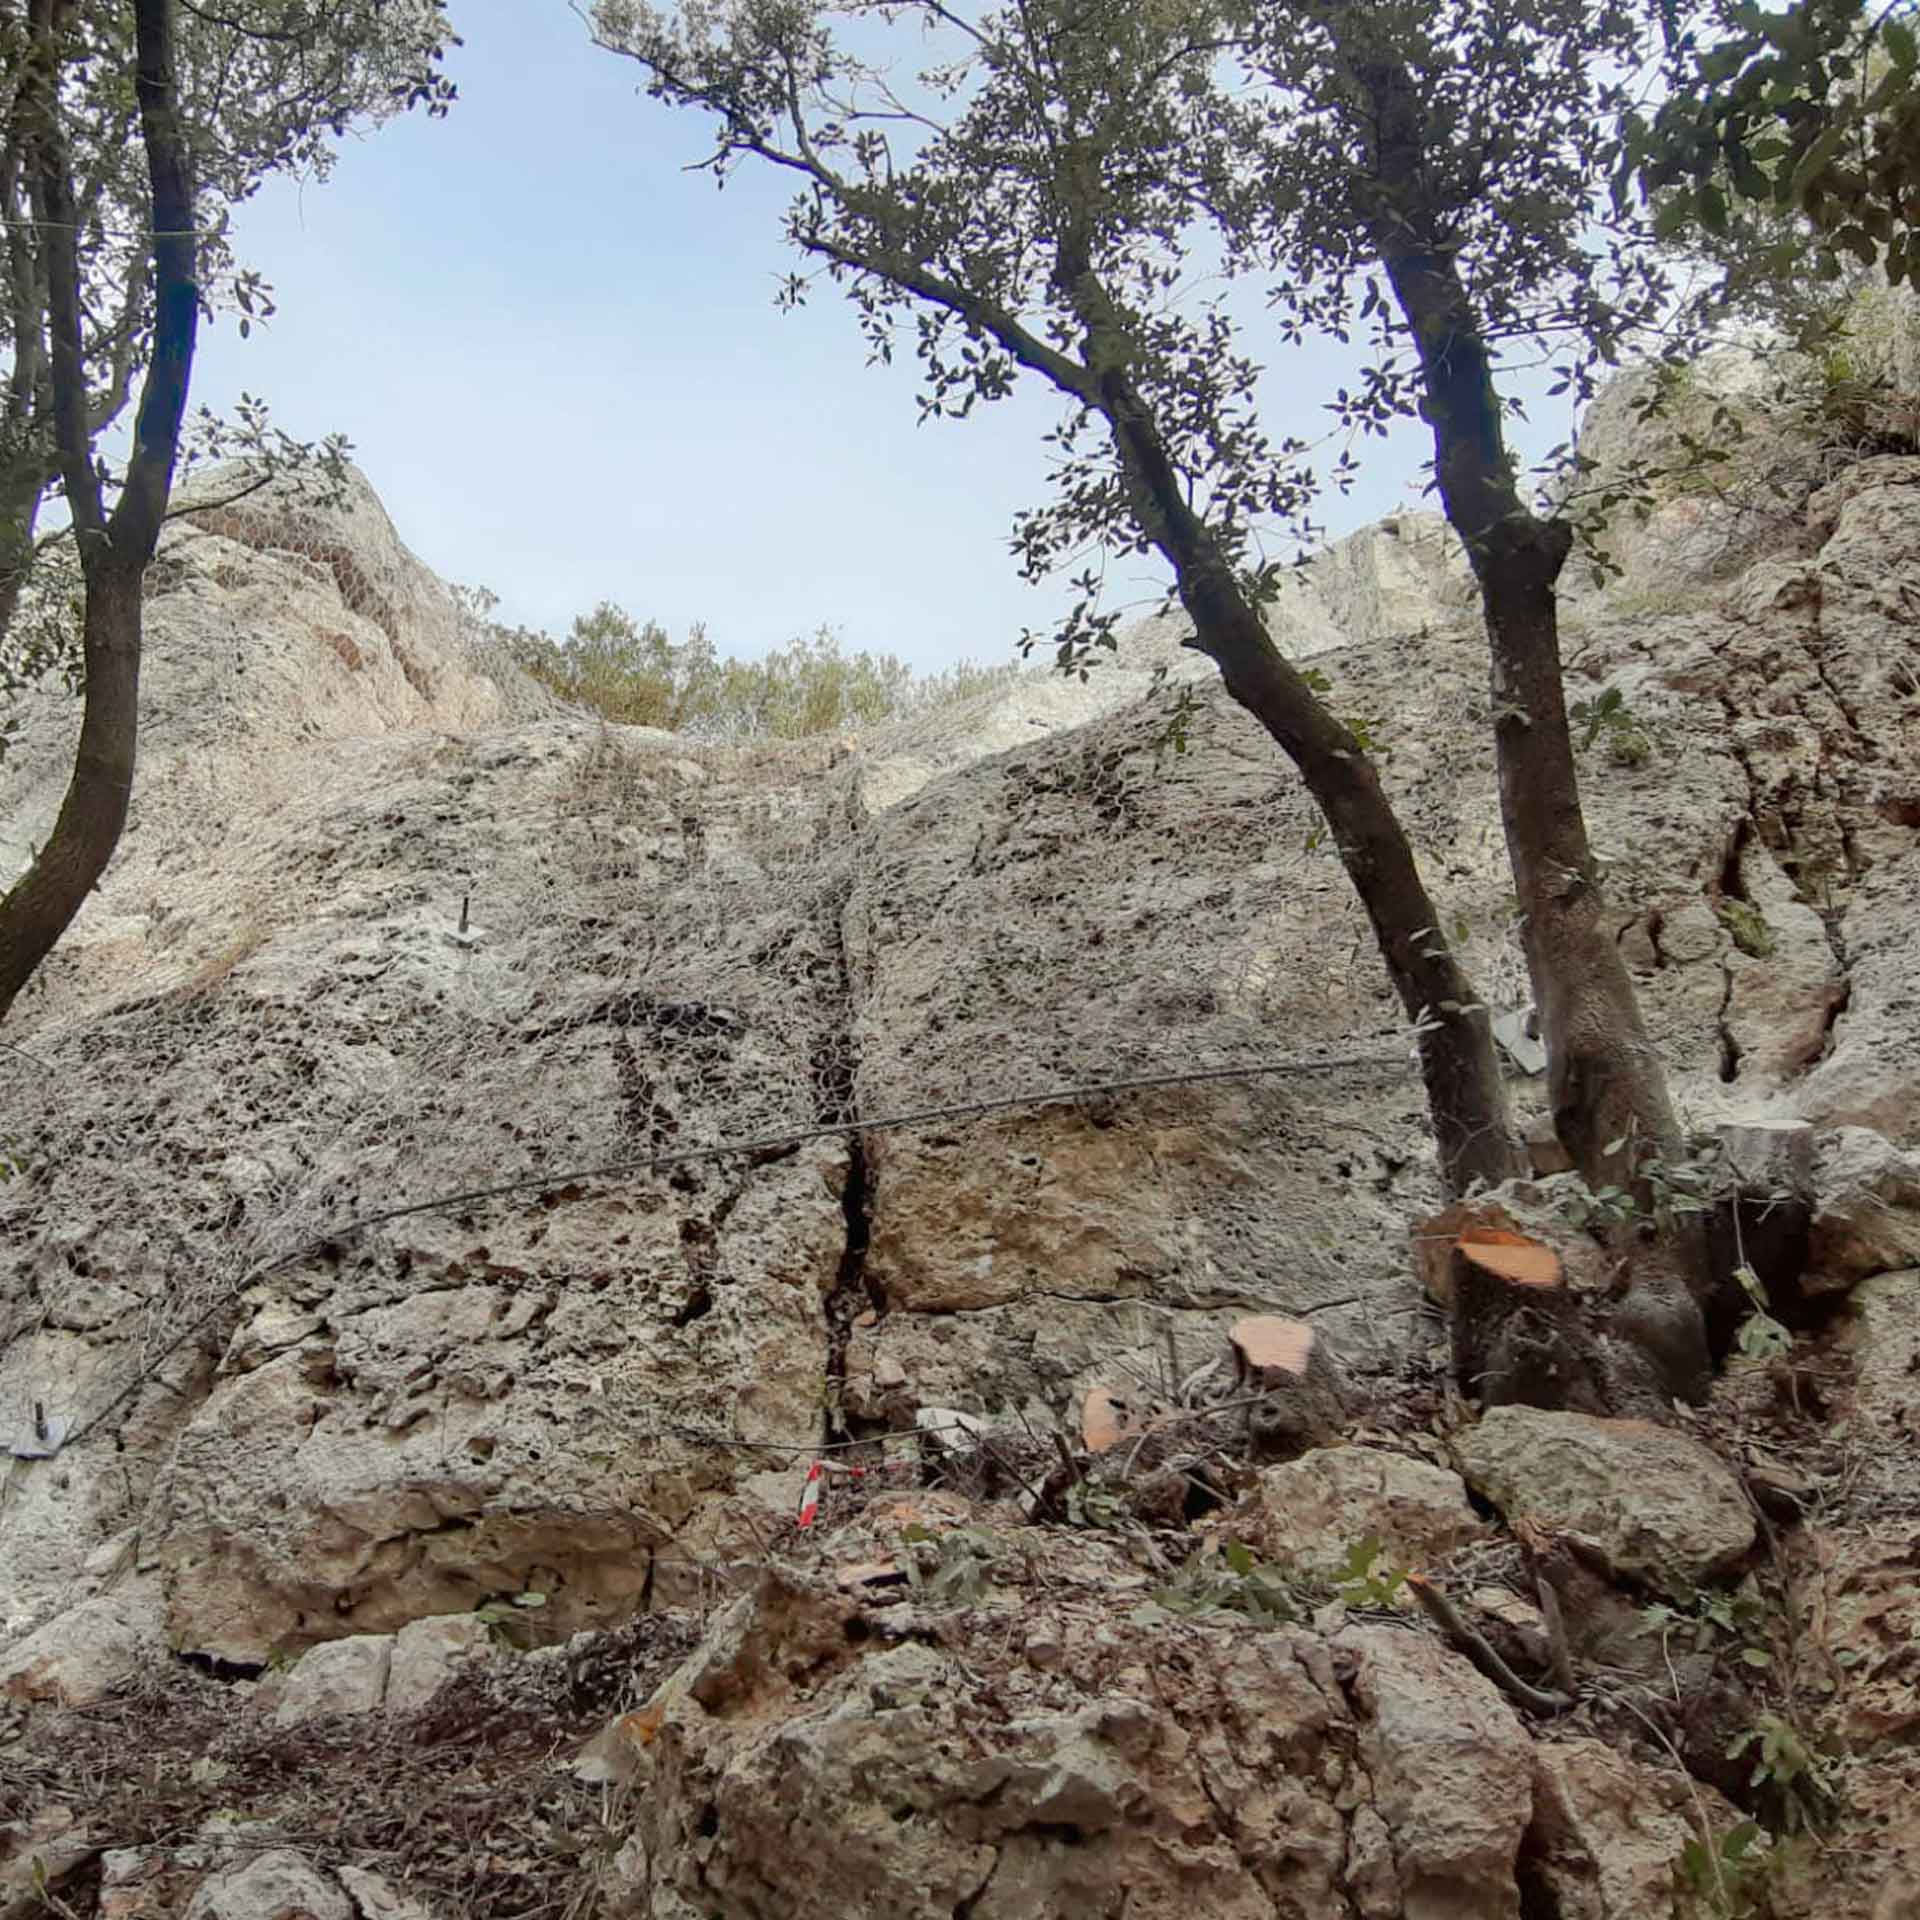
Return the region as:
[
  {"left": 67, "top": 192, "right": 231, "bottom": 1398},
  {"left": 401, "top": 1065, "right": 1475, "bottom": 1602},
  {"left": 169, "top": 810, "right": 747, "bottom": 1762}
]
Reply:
[
  {"left": 1, "top": 414, "right": 1918, "bottom": 1916},
  {"left": 589, "top": 1558, "right": 1546, "bottom": 1920}
]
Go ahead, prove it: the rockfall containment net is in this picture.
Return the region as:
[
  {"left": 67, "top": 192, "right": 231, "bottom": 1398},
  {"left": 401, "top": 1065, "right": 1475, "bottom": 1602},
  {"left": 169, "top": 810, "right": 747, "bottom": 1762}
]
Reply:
[{"left": 0, "top": 467, "right": 1519, "bottom": 1474}]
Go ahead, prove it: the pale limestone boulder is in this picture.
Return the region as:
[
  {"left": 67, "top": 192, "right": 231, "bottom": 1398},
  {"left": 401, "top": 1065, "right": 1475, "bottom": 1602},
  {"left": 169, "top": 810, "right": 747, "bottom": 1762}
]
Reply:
[
  {"left": 183, "top": 1851, "right": 352, "bottom": 1920},
  {"left": 1453, "top": 1409, "right": 1755, "bottom": 1595},
  {"left": 1339, "top": 1622, "right": 1535, "bottom": 1920},
  {"left": 0, "top": 1574, "right": 165, "bottom": 1706},
  {"left": 1527, "top": 1737, "right": 1736, "bottom": 1920},
  {"left": 1204, "top": 1446, "right": 1487, "bottom": 1580},
  {"left": 1810, "top": 1132, "right": 1920, "bottom": 1289},
  {"left": 385, "top": 1613, "right": 491, "bottom": 1714},
  {"left": 273, "top": 1632, "right": 393, "bottom": 1726}
]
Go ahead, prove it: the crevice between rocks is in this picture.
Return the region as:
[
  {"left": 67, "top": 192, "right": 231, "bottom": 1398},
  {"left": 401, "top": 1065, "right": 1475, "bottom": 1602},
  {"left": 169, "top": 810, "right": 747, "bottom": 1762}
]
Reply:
[
  {"left": 816, "top": 878, "right": 879, "bottom": 1445},
  {"left": 1715, "top": 947, "right": 1743, "bottom": 1085}
]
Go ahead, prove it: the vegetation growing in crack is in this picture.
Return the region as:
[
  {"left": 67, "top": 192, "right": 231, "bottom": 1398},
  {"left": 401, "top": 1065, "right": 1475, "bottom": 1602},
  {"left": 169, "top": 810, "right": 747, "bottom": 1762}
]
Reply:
[
  {"left": 1717, "top": 899, "right": 1779, "bottom": 960},
  {"left": 1570, "top": 685, "right": 1655, "bottom": 767}
]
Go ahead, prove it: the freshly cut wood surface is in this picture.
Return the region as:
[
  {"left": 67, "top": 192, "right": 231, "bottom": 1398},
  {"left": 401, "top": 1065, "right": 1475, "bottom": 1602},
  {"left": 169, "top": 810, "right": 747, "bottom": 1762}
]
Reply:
[
  {"left": 1081, "top": 1385, "right": 1135, "bottom": 1455},
  {"left": 1230, "top": 1315, "right": 1315, "bottom": 1376},
  {"left": 1455, "top": 1229, "right": 1562, "bottom": 1289}
]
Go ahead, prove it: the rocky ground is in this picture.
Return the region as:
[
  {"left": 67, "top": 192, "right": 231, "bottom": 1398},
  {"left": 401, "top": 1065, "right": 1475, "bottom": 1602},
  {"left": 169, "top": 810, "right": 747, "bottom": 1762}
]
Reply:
[{"left": 1, "top": 391, "right": 1919, "bottom": 1918}]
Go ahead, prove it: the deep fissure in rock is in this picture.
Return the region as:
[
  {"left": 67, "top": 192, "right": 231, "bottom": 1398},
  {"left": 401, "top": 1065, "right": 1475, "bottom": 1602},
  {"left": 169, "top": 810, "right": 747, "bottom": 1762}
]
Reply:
[{"left": 816, "top": 877, "right": 878, "bottom": 1443}]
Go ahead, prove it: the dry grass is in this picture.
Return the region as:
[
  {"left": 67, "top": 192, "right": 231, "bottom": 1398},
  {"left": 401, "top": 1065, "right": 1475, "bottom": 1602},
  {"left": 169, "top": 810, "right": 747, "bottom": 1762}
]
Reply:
[{"left": 0, "top": 1612, "right": 702, "bottom": 1920}]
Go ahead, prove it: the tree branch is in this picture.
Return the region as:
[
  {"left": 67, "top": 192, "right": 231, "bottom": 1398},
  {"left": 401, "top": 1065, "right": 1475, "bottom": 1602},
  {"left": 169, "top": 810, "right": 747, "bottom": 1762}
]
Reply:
[
  {"left": 23, "top": 0, "right": 104, "bottom": 545},
  {"left": 109, "top": 0, "right": 198, "bottom": 562}
]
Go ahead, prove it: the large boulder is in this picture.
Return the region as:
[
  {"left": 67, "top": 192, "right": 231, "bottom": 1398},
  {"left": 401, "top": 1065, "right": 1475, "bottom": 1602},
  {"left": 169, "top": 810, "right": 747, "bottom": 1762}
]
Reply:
[{"left": 1453, "top": 1409, "right": 1755, "bottom": 1595}]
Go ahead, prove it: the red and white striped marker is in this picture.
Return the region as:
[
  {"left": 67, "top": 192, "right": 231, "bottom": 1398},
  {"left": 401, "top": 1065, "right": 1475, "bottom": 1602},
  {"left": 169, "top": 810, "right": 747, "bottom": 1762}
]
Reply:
[{"left": 796, "top": 1460, "right": 824, "bottom": 1528}]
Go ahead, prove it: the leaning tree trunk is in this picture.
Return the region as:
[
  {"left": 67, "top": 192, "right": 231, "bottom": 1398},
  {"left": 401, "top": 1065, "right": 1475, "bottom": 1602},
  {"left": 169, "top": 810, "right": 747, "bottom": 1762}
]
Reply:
[
  {"left": 799, "top": 196, "right": 1519, "bottom": 1193},
  {"left": 1084, "top": 359, "right": 1521, "bottom": 1196},
  {"left": 0, "top": 0, "right": 198, "bottom": 1026},
  {"left": 1351, "top": 54, "right": 1712, "bottom": 1404}
]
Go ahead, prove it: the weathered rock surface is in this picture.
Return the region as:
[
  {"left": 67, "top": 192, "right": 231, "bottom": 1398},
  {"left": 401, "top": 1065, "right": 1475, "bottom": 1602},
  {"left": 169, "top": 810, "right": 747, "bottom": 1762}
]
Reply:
[
  {"left": 1525, "top": 1738, "right": 1726, "bottom": 1920},
  {"left": 272, "top": 1631, "right": 392, "bottom": 1726},
  {"left": 1, "top": 397, "right": 1917, "bottom": 1915},
  {"left": 0, "top": 1574, "right": 165, "bottom": 1706},
  {"left": 1453, "top": 1408, "right": 1756, "bottom": 1594},
  {"left": 182, "top": 1850, "right": 351, "bottom": 1920},
  {"left": 1206, "top": 1445, "right": 1487, "bottom": 1580},
  {"left": 583, "top": 1557, "right": 1551, "bottom": 1920},
  {"left": 1811, "top": 1131, "right": 1920, "bottom": 1288}
]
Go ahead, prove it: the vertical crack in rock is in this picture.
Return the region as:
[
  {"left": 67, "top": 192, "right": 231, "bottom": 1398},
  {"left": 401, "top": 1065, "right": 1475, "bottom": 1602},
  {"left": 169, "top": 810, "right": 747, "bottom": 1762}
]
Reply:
[
  {"left": 816, "top": 875, "right": 875, "bottom": 1443},
  {"left": 1717, "top": 959, "right": 1744, "bottom": 1084}
]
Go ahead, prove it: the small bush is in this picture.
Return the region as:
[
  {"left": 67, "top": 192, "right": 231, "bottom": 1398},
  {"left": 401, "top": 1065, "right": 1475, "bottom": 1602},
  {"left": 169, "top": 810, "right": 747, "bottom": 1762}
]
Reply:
[{"left": 483, "top": 597, "right": 1018, "bottom": 742}]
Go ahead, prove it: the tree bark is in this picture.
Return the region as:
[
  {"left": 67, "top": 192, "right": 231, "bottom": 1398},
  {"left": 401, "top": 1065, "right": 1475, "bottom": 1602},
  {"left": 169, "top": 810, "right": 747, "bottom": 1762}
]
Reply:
[
  {"left": 1085, "top": 357, "right": 1519, "bottom": 1194},
  {"left": 0, "top": 0, "right": 198, "bottom": 1025},
  {"left": 1353, "top": 54, "right": 1681, "bottom": 1196},
  {"left": 1331, "top": 50, "right": 1713, "bottom": 1407}
]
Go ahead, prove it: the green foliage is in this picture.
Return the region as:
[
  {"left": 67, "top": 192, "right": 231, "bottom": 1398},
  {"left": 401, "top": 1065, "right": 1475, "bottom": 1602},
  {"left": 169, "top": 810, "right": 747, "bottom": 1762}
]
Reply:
[
  {"left": 1299, "top": 667, "right": 1390, "bottom": 760},
  {"left": 475, "top": 1590, "right": 549, "bottom": 1628},
  {"left": 1140, "top": 1539, "right": 1303, "bottom": 1626},
  {"left": 1063, "top": 1480, "right": 1131, "bottom": 1529},
  {"left": 1562, "top": 1141, "right": 1717, "bottom": 1235},
  {"left": 1625, "top": 0, "right": 1920, "bottom": 286},
  {"left": 1717, "top": 899, "right": 1778, "bottom": 959},
  {"left": 1639, "top": 1577, "right": 1774, "bottom": 1671},
  {"left": 495, "top": 599, "right": 1013, "bottom": 742},
  {"left": 1561, "top": 1179, "right": 1640, "bottom": 1233},
  {"left": 900, "top": 1524, "right": 1000, "bottom": 1606},
  {"left": 1731, "top": 1262, "right": 1794, "bottom": 1362},
  {"left": 1728, "top": 1712, "right": 1837, "bottom": 1829},
  {"left": 1570, "top": 686, "right": 1654, "bottom": 767},
  {"left": 1674, "top": 1819, "right": 1772, "bottom": 1918},
  {"left": 0, "top": 0, "right": 457, "bottom": 657},
  {"left": 1331, "top": 1535, "right": 1411, "bottom": 1611}
]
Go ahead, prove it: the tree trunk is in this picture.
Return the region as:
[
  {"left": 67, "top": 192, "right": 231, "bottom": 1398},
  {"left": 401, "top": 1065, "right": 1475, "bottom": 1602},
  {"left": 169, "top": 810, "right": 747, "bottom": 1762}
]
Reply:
[
  {"left": 0, "top": 558, "right": 141, "bottom": 1017},
  {"left": 1086, "top": 363, "right": 1520, "bottom": 1195},
  {"left": 1354, "top": 57, "right": 1680, "bottom": 1198},
  {"left": 0, "top": 460, "right": 44, "bottom": 652},
  {"left": 805, "top": 217, "right": 1524, "bottom": 1196},
  {"left": 1341, "top": 52, "right": 1712, "bottom": 1406},
  {"left": 0, "top": 0, "right": 197, "bottom": 1025}
]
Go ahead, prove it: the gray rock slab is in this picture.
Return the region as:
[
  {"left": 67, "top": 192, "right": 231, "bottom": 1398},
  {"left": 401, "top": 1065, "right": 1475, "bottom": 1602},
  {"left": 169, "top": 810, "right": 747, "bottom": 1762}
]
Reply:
[{"left": 1453, "top": 1407, "right": 1755, "bottom": 1595}]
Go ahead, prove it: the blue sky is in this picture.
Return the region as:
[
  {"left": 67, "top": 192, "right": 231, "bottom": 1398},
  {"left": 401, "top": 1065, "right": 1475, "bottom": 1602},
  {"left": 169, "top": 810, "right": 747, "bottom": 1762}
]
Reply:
[{"left": 187, "top": 0, "right": 1479, "bottom": 672}]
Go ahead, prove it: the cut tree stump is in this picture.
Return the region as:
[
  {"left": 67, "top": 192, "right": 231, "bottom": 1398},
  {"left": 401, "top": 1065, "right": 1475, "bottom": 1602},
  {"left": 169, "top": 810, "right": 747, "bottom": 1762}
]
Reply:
[
  {"left": 1080, "top": 1386, "right": 1138, "bottom": 1456},
  {"left": 1448, "top": 1227, "right": 1606, "bottom": 1413},
  {"left": 1228, "top": 1315, "right": 1347, "bottom": 1459}
]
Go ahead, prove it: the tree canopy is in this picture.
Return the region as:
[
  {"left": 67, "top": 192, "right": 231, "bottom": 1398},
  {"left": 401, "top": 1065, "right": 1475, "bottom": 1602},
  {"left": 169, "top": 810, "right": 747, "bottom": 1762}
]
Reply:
[
  {"left": 0, "top": 0, "right": 456, "bottom": 653},
  {"left": 1627, "top": 0, "right": 1920, "bottom": 285}
]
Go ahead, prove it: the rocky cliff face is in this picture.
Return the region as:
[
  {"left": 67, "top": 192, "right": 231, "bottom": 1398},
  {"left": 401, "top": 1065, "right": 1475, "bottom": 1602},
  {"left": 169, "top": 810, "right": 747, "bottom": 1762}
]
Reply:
[{"left": 1, "top": 422, "right": 1918, "bottom": 1920}]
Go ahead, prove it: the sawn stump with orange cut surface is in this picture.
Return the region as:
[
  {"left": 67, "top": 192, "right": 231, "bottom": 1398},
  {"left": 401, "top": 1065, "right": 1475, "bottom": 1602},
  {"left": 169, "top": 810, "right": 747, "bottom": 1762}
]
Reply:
[
  {"left": 1446, "top": 1225, "right": 1608, "bottom": 1414},
  {"left": 1228, "top": 1314, "right": 1348, "bottom": 1458}
]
